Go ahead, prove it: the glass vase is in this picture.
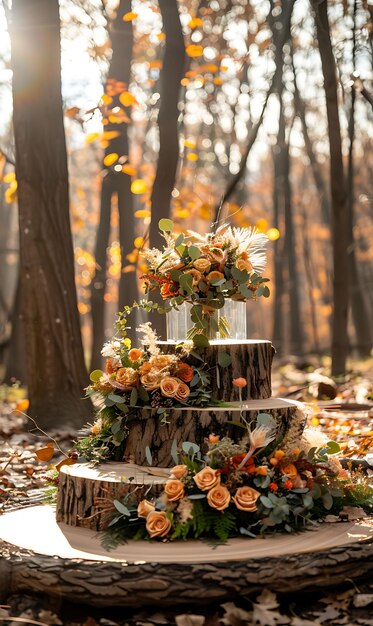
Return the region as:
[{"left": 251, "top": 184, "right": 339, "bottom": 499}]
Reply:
[{"left": 166, "top": 300, "right": 247, "bottom": 342}]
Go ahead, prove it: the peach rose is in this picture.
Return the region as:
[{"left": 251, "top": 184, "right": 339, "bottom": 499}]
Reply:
[
  {"left": 164, "top": 479, "right": 185, "bottom": 502},
  {"left": 232, "top": 486, "right": 260, "bottom": 512},
  {"left": 140, "top": 372, "right": 162, "bottom": 390},
  {"left": 175, "top": 362, "right": 194, "bottom": 383},
  {"left": 175, "top": 381, "right": 191, "bottom": 402},
  {"left": 137, "top": 499, "right": 155, "bottom": 518},
  {"left": 149, "top": 355, "right": 177, "bottom": 370},
  {"left": 160, "top": 376, "right": 179, "bottom": 398},
  {"left": 235, "top": 258, "right": 252, "bottom": 273},
  {"left": 128, "top": 348, "right": 143, "bottom": 362},
  {"left": 146, "top": 511, "right": 171, "bottom": 538},
  {"left": 170, "top": 464, "right": 188, "bottom": 479},
  {"left": 116, "top": 367, "right": 139, "bottom": 390},
  {"left": 193, "top": 257, "right": 211, "bottom": 273},
  {"left": 185, "top": 268, "right": 202, "bottom": 287},
  {"left": 207, "top": 485, "right": 231, "bottom": 511},
  {"left": 194, "top": 467, "right": 220, "bottom": 491},
  {"left": 206, "top": 270, "right": 224, "bottom": 282}
]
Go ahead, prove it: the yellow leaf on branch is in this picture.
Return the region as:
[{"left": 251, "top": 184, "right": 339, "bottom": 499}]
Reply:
[
  {"left": 131, "top": 179, "right": 148, "bottom": 194},
  {"left": 186, "top": 44, "right": 204, "bottom": 58},
  {"left": 123, "top": 12, "right": 138, "bottom": 21},
  {"left": 119, "top": 91, "right": 138, "bottom": 107},
  {"left": 103, "top": 153, "right": 119, "bottom": 167}
]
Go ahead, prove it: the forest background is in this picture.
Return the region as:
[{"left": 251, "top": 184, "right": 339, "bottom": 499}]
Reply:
[{"left": 0, "top": 0, "right": 372, "bottom": 428}]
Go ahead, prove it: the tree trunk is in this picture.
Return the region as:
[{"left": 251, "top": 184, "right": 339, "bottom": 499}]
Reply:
[
  {"left": 3, "top": 275, "right": 27, "bottom": 384},
  {"left": 347, "top": 0, "right": 372, "bottom": 356},
  {"left": 313, "top": 0, "right": 349, "bottom": 376},
  {"left": 90, "top": 0, "right": 136, "bottom": 370},
  {"left": 149, "top": 0, "right": 185, "bottom": 251},
  {"left": 10, "top": 0, "right": 92, "bottom": 428}
]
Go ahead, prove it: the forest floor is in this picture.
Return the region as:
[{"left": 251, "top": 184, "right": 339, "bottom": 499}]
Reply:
[{"left": 0, "top": 358, "right": 372, "bottom": 626}]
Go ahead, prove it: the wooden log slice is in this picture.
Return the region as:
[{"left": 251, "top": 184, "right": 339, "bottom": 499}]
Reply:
[
  {"left": 159, "top": 340, "right": 274, "bottom": 400},
  {"left": 56, "top": 463, "right": 170, "bottom": 530},
  {"left": 122, "top": 398, "right": 305, "bottom": 468},
  {"left": 1, "top": 506, "right": 372, "bottom": 607}
]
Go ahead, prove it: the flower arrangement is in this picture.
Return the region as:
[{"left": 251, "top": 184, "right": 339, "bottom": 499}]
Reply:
[
  {"left": 100, "top": 417, "right": 372, "bottom": 546},
  {"left": 140, "top": 219, "right": 270, "bottom": 345},
  {"left": 78, "top": 323, "right": 212, "bottom": 463}
]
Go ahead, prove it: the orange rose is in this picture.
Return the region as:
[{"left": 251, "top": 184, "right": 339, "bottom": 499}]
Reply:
[
  {"left": 164, "top": 479, "right": 185, "bottom": 502},
  {"left": 207, "top": 485, "right": 231, "bottom": 511},
  {"left": 176, "top": 362, "right": 194, "bottom": 383},
  {"left": 116, "top": 367, "right": 139, "bottom": 390},
  {"left": 146, "top": 511, "right": 171, "bottom": 538},
  {"left": 160, "top": 377, "right": 179, "bottom": 398},
  {"left": 170, "top": 464, "right": 188, "bottom": 479},
  {"left": 233, "top": 486, "right": 260, "bottom": 512},
  {"left": 128, "top": 348, "right": 143, "bottom": 362},
  {"left": 139, "top": 361, "right": 152, "bottom": 375},
  {"left": 175, "top": 381, "right": 190, "bottom": 402},
  {"left": 137, "top": 499, "right": 155, "bottom": 518},
  {"left": 280, "top": 463, "right": 298, "bottom": 480},
  {"left": 194, "top": 467, "right": 220, "bottom": 491},
  {"left": 160, "top": 282, "right": 176, "bottom": 299}
]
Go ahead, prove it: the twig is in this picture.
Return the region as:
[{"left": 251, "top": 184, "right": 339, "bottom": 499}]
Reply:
[{"left": 17, "top": 411, "right": 68, "bottom": 457}]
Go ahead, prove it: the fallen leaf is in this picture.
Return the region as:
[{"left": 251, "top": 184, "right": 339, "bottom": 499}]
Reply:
[
  {"left": 353, "top": 594, "right": 373, "bottom": 607},
  {"left": 175, "top": 616, "right": 205, "bottom": 626},
  {"left": 35, "top": 443, "right": 55, "bottom": 462}
]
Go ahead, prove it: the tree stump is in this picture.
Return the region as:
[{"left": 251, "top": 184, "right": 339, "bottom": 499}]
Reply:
[
  {"left": 159, "top": 340, "right": 274, "bottom": 400},
  {"left": 122, "top": 398, "right": 305, "bottom": 467},
  {"left": 0, "top": 506, "right": 372, "bottom": 607}
]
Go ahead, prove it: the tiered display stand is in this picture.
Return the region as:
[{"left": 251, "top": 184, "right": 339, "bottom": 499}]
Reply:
[{"left": 0, "top": 333, "right": 372, "bottom": 606}]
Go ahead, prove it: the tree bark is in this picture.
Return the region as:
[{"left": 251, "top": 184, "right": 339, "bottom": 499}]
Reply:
[
  {"left": 90, "top": 0, "right": 137, "bottom": 370},
  {"left": 347, "top": 0, "right": 372, "bottom": 356},
  {"left": 10, "top": 0, "right": 92, "bottom": 428},
  {"left": 3, "top": 274, "right": 27, "bottom": 384},
  {"left": 149, "top": 0, "right": 185, "bottom": 251},
  {"left": 313, "top": 0, "right": 349, "bottom": 376}
]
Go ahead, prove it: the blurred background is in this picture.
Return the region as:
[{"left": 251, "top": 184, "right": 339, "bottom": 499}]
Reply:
[{"left": 0, "top": 0, "right": 372, "bottom": 390}]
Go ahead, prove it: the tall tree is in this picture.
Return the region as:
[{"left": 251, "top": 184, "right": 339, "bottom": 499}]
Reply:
[
  {"left": 313, "top": 0, "right": 349, "bottom": 376},
  {"left": 90, "top": 0, "right": 137, "bottom": 369},
  {"left": 149, "top": 0, "right": 185, "bottom": 250},
  {"left": 347, "top": 0, "right": 372, "bottom": 355},
  {"left": 10, "top": 0, "right": 92, "bottom": 428}
]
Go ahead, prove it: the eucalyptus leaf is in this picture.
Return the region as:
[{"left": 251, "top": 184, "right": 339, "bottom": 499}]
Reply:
[
  {"left": 256, "top": 413, "right": 276, "bottom": 428},
  {"left": 108, "top": 393, "right": 125, "bottom": 403},
  {"left": 260, "top": 495, "right": 274, "bottom": 509},
  {"left": 182, "top": 441, "right": 200, "bottom": 455},
  {"left": 158, "top": 218, "right": 174, "bottom": 232},
  {"left": 90, "top": 369, "right": 103, "bottom": 383},
  {"left": 175, "top": 233, "right": 184, "bottom": 247},
  {"left": 193, "top": 333, "right": 210, "bottom": 348},
  {"left": 113, "top": 499, "right": 131, "bottom": 516},
  {"left": 188, "top": 245, "right": 201, "bottom": 260},
  {"left": 130, "top": 387, "right": 138, "bottom": 407},
  {"left": 217, "top": 351, "right": 232, "bottom": 368},
  {"left": 171, "top": 439, "right": 179, "bottom": 465}
]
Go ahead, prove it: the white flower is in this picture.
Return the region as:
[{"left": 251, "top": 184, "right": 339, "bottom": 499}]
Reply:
[
  {"left": 249, "top": 424, "right": 276, "bottom": 450},
  {"left": 136, "top": 322, "right": 160, "bottom": 356},
  {"left": 101, "top": 340, "right": 121, "bottom": 358},
  {"left": 301, "top": 428, "right": 329, "bottom": 451},
  {"left": 223, "top": 227, "right": 268, "bottom": 275}
]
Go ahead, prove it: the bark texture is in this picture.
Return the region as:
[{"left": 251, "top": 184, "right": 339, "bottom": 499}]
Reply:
[
  {"left": 91, "top": 0, "right": 137, "bottom": 369},
  {"left": 314, "top": 0, "right": 349, "bottom": 375},
  {"left": 1, "top": 519, "right": 372, "bottom": 606},
  {"left": 161, "top": 340, "right": 274, "bottom": 401},
  {"left": 10, "top": 0, "right": 92, "bottom": 427},
  {"left": 121, "top": 402, "right": 302, "bottom": 468}
]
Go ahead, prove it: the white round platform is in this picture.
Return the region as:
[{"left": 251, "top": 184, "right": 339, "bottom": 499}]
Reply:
[{"left": 0, "top": 505, "right": 372, "bottom": 606}]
